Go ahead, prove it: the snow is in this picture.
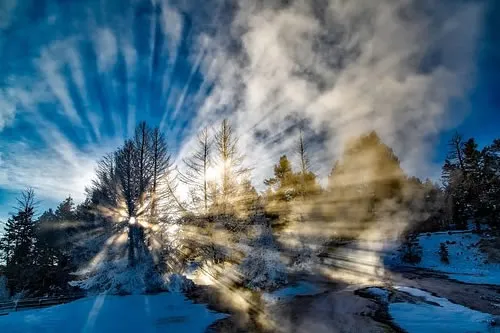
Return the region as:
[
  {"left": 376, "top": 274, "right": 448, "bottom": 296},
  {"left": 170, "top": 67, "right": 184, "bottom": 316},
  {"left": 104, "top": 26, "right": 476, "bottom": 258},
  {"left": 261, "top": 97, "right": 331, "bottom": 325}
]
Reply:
[
  {"left": 238, "top": 225, "right": 288, "bottom": 290},
  {"left": 389, "top": 286, "right": 499, "bottom": 333},
  {"left": 262, "top": 281, "right": 321, "bottom": 303},
  {"left": 364, "top": 287, "right": 389, "bottom": 302},
  {"left": 388, "top": 231, "right": 500, "bottom": 285},
  {"left": 0, "top": 293, "right": 226, "bottom": 333},
  {"left": 164, "top": 274, "right": 195, "bottom": 292}
]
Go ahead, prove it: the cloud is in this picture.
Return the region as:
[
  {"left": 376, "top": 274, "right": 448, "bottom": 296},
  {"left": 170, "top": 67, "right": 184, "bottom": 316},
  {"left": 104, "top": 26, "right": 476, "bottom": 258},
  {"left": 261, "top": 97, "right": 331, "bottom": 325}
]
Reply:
[
  {"left": 175, "top": 0, "right": 485, "bottom": 188},
  {"left": 0, "top": 0, "right": 16, "bottom": 29},
  {"left": 94, "top": 28, "right": 118, "bottom": 73},
  {"left": 0, "top": 0, "right": 486, "bottom": 210},
  {"left": 0, "top": 134, "right": 120, "bottom": 203}
]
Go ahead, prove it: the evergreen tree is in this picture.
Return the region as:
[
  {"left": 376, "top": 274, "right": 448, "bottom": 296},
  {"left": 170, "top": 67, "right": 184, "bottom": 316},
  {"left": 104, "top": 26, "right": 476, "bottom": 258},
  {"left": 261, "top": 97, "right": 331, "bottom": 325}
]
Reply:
[
  {"left": 479, "top": 138, "right": 500, "bottom": 228},
  {"left": 235, "top": 178, "right": 259, "bottom": 217},
  {"left": 264, "top": 155, "right": 298, "bottom": 203},
  {"left": 441, "top": 133, "right": 468, "bottom": 229},
  {"left": 55, "top": 196, "right": 76, "bottom": 221},
  {"left": 327, "top": 132, "right": 406, "bottom": 236},
  {"left": 0, "top": 189, "right": 38, "bottom": 293}
]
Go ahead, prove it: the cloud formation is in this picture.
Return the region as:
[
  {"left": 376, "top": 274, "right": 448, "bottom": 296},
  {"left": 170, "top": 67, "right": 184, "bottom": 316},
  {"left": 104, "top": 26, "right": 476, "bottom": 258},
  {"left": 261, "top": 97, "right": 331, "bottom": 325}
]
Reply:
[
  {"left": 0, "top": 0, "right": 486, "bottom": 209},
  {"left": 178, "top": 0, "right": 484, "bottom": 187}
]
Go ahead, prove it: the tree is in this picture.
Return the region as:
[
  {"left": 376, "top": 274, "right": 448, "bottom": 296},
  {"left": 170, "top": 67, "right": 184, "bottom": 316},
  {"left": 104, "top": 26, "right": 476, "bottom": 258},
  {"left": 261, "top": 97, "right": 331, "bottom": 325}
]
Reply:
[
  {"left": 264, "top": 155, "right": 297, "bottom": 202},
  {"left": 294, "top": 129, "right": 320, "bottom": 199},
  {"left": 0, "top": 189, "right": 38, "bottom": 293},
  {"left": 441, "top": 135, "right": 487, "bottom": 229},
  {"left": 87, "top": 122, "right": 177, "bottom": 269},
  {"left": 35, "top": 199, "right": 79, "bottom": 294},
  {"left": 327, "top": 132, "right": 407, "bottom": 237},
  {"left": 90, "top": 153, "right": 119, "bottom": 209},
  {"left": 297, "top": 129, "right": 310, "bottom": 180},
  {"left": 441, "top": 133, "right": 468, "bottom": 229},
  {"left": 55, "top": 196, "right": 76, "bottom": 221},
  {"left": 442, "top": 132, "right": 466, "bottom": 184},
  {"left": 214, "top": 119, "right": 249, "bottom": 213},
  {"left": 115, "top": 139, "right": 143, "bottom": 266},
  {"left": 235, "top": 178, "right": 259, "bottom": 217},
  {"left": 478, "top": 139, "right": 500, "bottom": 228},
  {"left": 0, "top": 275, "right": 8, "bottom": 300},
  {"left": 180, "top": 128, "right": 212, "bottom": 214},
  {"left": 150, "top": 127, "right": 172, "bottom": 222}
]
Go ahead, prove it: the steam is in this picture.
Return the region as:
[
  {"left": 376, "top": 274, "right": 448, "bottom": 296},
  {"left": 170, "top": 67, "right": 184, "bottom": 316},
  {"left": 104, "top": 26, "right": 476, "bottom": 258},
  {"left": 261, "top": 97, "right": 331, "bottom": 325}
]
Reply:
[
  {"left": 0, "top": 0, "right": 485, "bottom": 218},
  {"left": 171, "top": 0, "right": 485, "bottom": 284},
  {"left": 178, "top": 0, "right": 483, "bottom": 185}
]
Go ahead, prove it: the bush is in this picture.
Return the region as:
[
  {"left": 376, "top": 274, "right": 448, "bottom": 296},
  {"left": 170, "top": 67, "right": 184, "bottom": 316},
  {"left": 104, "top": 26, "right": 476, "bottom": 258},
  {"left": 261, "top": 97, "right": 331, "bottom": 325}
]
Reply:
[
  {"left": 239, "top": 247, "right": 288, "bottom": 290},
  {"left": 238, "top": 226, "right": 287, "bottom": 290},
  {"left": 438, "top": 242, "right": 450, "bottom": 264},
  {"left": 401, "top": 235, "right": 423, "bottom": 264},
  {"left": 70, "top": 258, "right": 164, "bottom": 295}
]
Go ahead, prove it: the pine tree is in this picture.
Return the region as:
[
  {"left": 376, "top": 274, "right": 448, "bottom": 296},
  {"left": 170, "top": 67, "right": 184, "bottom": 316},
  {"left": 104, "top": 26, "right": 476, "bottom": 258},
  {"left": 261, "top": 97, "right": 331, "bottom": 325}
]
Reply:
[
  {"left": 235, "top": 178, "right": 259, "bottom": 217},
  {"left": 55, "top": 197, "right": 76, "bottom": 221},
  {"left": 0, "top": 189, "right": 38, "bottom": 293},
  {"left": 442, "top": 133, "right": 468, "bottom": 229},
  {"left": 327, "top": 132, "right": 406, "bottom": 236},
  {"left": 264, "top": 155, "right": 297, "bottom": 202},
  {"left": 479, "top": 138, "right": 500, "bottom": 228}
]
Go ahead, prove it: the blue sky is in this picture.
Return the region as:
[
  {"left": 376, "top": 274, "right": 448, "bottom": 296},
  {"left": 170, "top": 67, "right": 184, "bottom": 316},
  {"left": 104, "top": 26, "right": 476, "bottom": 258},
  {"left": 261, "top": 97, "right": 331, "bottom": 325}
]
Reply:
[{"left": 0, "top": 0, "right": 498, "bottom": 221}]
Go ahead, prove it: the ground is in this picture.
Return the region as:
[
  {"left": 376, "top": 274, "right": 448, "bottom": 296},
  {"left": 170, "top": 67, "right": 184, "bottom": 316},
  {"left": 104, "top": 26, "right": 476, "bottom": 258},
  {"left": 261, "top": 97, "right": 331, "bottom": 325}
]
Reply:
[
  {"left": 1, "top": 230, "right": 500, "bottom": 333},
  {"left": 0, "top": 292, "right": 225, "bottom": 333}
]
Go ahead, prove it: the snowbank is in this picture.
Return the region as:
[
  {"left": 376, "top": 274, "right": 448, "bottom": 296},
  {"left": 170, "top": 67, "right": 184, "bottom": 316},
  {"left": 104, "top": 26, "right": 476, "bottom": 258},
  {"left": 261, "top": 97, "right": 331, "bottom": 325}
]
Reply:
[
  {"left": 390, "top": 286, "right": 499, "bottom": 333},
  {"left": 0, "top": 293, "right": 225, "bottom": 333},
  {"left": 388, "top": 231, "right": 500, "bottom": 285}
]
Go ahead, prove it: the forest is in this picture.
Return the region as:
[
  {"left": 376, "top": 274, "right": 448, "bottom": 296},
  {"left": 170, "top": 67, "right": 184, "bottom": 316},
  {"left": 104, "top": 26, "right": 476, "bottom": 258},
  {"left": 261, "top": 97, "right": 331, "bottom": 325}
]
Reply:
[{"left": 0, "top": 119, "right": 499, "bottom": 299}]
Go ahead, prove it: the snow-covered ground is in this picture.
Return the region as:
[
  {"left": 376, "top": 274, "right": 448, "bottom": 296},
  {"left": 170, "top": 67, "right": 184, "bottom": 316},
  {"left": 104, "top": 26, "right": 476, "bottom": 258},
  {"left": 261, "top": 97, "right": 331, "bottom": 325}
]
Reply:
[
  {"left": 387, "top": 231, "right": 500, "bottom": 285},
  {"left": 365, "top": 286, "right": 499, "bottom": 333},
  {"left": 0, "top": 292, "right": 225, "bottom": 333}
]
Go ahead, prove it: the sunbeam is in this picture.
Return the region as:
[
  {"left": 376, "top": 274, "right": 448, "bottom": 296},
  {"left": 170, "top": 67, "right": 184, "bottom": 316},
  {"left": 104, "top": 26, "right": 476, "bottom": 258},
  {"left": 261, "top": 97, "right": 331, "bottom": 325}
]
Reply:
[{"left": 1, "top": 1, "right": 499, "bottom": 333}]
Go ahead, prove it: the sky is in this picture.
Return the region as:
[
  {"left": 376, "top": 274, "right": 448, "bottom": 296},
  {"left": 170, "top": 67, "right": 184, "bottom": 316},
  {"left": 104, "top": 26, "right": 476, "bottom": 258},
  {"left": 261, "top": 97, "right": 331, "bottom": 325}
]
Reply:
[{"left": 0, "top": 0, "right": 498, "bottom": 222}]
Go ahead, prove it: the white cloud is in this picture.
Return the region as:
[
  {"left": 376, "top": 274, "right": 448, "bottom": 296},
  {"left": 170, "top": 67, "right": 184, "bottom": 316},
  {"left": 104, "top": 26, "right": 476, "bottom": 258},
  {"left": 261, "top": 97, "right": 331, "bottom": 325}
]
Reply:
[
  {"left": 0, "top": 136, "right": 120, "bottom": 203},
  {"left": 175, "top": 0, "right": 484, "bottom": 188},
  {"left": 37, "top": 42, "right": 84, "bottom": 127},
  {"left": 94, "top": 28, "right": 118, "bottom": 73}
]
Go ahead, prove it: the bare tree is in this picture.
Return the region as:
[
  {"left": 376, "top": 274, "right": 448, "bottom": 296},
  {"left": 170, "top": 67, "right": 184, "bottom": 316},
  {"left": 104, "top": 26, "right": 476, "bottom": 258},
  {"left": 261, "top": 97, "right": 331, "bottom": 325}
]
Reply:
[
  {"left": 179, "top": 128, "right": 212, "bottom": 213},
  {"left": 90, "top": 153, "right": 119, "bottom": 209},
  {"left": 296, "top": 128, "right": 311, "bottom": 198},
  {"left": 297, "top": 128, "right": 311, "bottom": 177},
  {"left": 115, "top": 140, "right": 141, "bottom": 266},
  {"left": 214, "top": 119, "right": 249, "bottom": 212},
  {"left": 150, "top": 127, "right": 171, "bottom": 222},
  {"left": 133, "top": 122, "right": 154, "bottom": 215}
]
